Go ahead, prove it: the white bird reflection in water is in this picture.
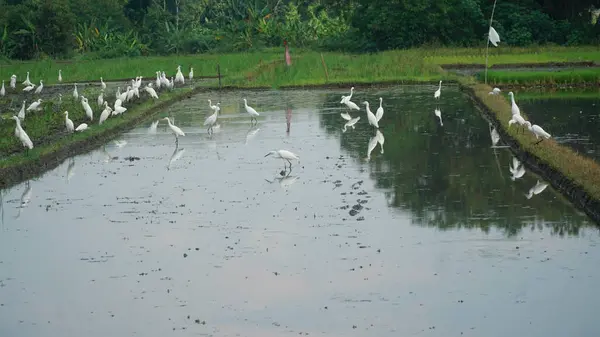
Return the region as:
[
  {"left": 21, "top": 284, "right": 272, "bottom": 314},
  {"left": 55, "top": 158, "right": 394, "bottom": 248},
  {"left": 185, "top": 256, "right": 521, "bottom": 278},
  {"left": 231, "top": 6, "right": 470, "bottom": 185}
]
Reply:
[
  {"left": 167, "top": 146, "right": 186, "bottom": 170},
  {"left": 434, "top": 108, "right": 443, "bottom": 126},
  {"left": 366, "top": 132, "right": 379, "bottom": 161},
  {"left": 509, "top": 156, "right": 526, "bottom": 181},
  {"left": 245, "top": 125, "right": 260, "bottom": 145},
  {"left": 375, "top": 129, "right": 385, "bottom": 154},
  {"left": 489, "top": 123, "right": 500, "bottom": 147},
  {"left": 526, "top": 180, "right": 549, "bottom": 199},
  {"left": 66, "top": 157, "right": 76, "bottom": 183},
  {"left": 102, "top": 146, "right": 118, "bottom": 163},
  {"left": 342, "top": 116, "right": 360, "bottom": 132},
  {"left": 147, "top": 120, "right": 159, "bottom": 134},
  {"left": 15, "top": 181, "right": 32, "bottom": 220},
  {"left": 113, "top": 140, "right": 127, "bottom": 148},
  {"left": 265, "top": 174, "right": 299, "bottom": 189},
  {"left": 0, "top": 189, "right": 5, "bottom": 230}
]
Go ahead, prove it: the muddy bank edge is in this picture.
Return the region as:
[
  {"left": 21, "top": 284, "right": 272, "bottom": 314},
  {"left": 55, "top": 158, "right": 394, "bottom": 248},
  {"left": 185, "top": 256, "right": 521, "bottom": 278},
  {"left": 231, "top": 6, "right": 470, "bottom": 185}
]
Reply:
[{"left": 0, "top": 88, "right": 198, "bottom": 189}]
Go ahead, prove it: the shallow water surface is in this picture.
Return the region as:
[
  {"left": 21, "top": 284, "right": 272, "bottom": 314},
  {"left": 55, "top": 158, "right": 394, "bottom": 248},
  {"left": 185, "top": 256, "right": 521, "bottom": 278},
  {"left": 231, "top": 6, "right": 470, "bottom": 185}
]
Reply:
[
  {"left": 0, "top": 86, "right": 598, "bottom": 337},
  {"left": 517, "top": 92, "right": 600, "bottom": 161}
]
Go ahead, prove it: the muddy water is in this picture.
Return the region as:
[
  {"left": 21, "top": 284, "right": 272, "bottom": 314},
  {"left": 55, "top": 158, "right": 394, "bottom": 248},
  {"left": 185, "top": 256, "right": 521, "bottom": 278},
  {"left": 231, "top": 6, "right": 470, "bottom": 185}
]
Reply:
[
  {"left": 0, "top": 86, "right": 598, "bottom": 337},
  {"left": 517, "top": 94, "right": 600, "bottom": 161}
]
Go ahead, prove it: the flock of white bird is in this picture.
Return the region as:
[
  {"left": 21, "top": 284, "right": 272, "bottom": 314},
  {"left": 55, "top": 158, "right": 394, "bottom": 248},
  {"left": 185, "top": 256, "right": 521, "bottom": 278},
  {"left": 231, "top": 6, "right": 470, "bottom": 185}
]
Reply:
[{"left": 1, "top": 65, "right": 201, "bottom": 153}]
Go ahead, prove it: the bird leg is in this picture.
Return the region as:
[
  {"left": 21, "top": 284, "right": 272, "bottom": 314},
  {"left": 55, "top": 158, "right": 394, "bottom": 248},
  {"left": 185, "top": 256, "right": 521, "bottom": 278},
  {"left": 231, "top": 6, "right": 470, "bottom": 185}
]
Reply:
[{"left": 534, "top": 139, "right": 544, "bottom": 145}]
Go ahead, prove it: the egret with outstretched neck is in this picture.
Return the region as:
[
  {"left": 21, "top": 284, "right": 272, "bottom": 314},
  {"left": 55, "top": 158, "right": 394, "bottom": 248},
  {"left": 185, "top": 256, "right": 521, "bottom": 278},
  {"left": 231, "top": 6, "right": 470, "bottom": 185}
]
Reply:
[
  {"left": 265, "top": 150, "right": 300, "bottom": 171},
  {"left": 163, "top": 117, "right": 185, "bottom": 146}
]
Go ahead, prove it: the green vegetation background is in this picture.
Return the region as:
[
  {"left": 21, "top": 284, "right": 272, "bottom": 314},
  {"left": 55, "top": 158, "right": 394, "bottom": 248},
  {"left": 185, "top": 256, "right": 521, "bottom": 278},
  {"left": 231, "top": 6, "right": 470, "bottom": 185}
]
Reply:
[{"left": 0, "top": 0, "right": 598, "bottom": 61}]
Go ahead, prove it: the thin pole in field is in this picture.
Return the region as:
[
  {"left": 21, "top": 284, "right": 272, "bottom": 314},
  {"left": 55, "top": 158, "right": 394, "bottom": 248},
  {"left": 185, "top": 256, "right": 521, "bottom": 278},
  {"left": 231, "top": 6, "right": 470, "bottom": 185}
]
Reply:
[
  {"left": 485, "top": 0, "right": 498, "bottom": 85},
  {"left": 218, "top": 65, "right": 221, "bottom": 88},
  {"left": 320, "top": 53, "right": 329, "bottom": 82}
]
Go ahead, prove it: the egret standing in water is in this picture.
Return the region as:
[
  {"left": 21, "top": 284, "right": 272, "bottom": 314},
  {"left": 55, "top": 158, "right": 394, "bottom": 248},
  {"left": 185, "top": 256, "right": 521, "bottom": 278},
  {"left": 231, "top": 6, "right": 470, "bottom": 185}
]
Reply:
[
  {"left": 243, "top": 98, "right": 259, "bottom": 124},
  {"left": 376, "top": 97, "right": 384, "bottom": 122},
  {"left": 265, "top": 150, "right": 300, "bottom": 172},
  {"left": 362, "top": 101, "right": 379, "bottom": 129},
  {"left": 434, "top": 80, "right": 442, "bottom": 100},
  {"left": 204, "top": 107, "right": 219, "bottom": 135},
  {"left": 163, "top": 117, "right": 185, "bottom": 146}
]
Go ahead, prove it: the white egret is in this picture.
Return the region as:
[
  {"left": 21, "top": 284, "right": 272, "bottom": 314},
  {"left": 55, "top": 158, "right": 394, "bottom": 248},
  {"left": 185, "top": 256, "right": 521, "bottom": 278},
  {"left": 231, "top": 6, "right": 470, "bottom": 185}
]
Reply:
[
  {"left": 75, "top": 123, "right": 88, "bottom": 132},
  {"left": 189, "top": 67, "right": 194, "bottom": 81},
  {"left": 524, "top": 121, "right": 551, "bottom": 145},
  {"left": 264, "top": 149, "right": 300, "bottom": 171},
  {"left": 64, "top": 111, "right": 74, "bottom": 133},
  {"left": 26, "top": 99, "right": 42, "bottom": 112},
  {"left": 113, "top": 105, "right": 127, "bottom": 115},
  {"left": 81, "top": 96, "right": 93, "bottom": 120},
  {"left": 526, "top": 180, "right": 548, "bottom": 199},
  {"left": 100, "top": 77, "right": 106, "bottom": 90},
  {"left": 508, "top": 113, "right": 527, "bottom": 134},
  {"left": 34, "top": 80, "right": 43, "bottom": 94},
  {"left": 11, "top": 116, "right": 33, "bottom": 151},
  {"left": 0, "top": 80, "right": 5, "bottom": 96},
  {"left": 376, "top": 97, "right": 384, "bottom": 122},
  {"left": 434, "top": 80, "right": 442, "bottom": 99},
  {"left": 23, "top": 84, "right": 35, "bottom": 92},
  {"left": 99, "top": 102, "right": 111, "bottom": 125},
  {"left": 204, "top": 107, "right": 219, "bottom": 134},
  {"left": 362, "top": 101, "right": 379, "bottom": 128},
  {"left": 489, "top": 26, "right": 501, "bottom": 47},
  {"left": 344, "top": 98, "right": 360, "bottom": 111},
  {"left": 22, "top": 72, "right": 32, "bottom": 86},
  {"left": 342, "top": 116, "right": 360, "bottom": 132},
  {"left": 488, "top": 87, "right": 501, "bottom": 95},
  {"left": 155, "top": 72, "right": 161, "bottom": 89},
  {"left": 340, "top": 87, "right": 355, "bottom": 104},
  {"left": 243, "top": 98, "right": 260, "bottom": 124},
  {"left": 508, "top": 92, "right": 520, "bottom": 116},
  {"left": 17, "top": 101, "right": 25, "bottom": 120},
  {"left": 434, "top": 108, "right": 443, "bottom": 126},
  {"left": 144, "top": 85, "right": 159, "bottom": 99},
  {"left": 97, "top": 91, "right": 104, "bottom": 108},
  {"left": 163, "top": 117, "right": 185, "bottom": 145},
  {"left": 10, "top": 74, "right": 16, "bottom": 89},
  {"left": 175, "top": 65, "right": 185, "bottom": 84},
  {"left": 208, "top": 99, "right": 220, "bottom": 112},
  {"left": 58, "top": 69, "right": 62, "bottom": 82},
  {"left": 73, "top": 83, "right": 79, "bottom": 100},
  {"left": 340, "top": 112, "right": 352, "bottom": 121}
]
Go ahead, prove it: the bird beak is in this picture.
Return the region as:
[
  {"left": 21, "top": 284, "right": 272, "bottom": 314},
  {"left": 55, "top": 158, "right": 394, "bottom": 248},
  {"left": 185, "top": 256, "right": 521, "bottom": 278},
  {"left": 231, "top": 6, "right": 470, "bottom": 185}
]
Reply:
[{"left": 264, "top": 153, "right": 271, "bottom": 157}]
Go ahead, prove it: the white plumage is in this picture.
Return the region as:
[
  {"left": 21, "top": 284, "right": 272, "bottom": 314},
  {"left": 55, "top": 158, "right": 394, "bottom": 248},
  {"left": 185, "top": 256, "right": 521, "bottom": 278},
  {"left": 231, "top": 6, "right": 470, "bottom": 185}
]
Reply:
[
  {"left": 362, "top": 101, "right": 379, "bottom": 128},
  {"left": 64, "top": 111, "right": 74, "bottom": 133},
  {"left": 243, "top": 98, "right": 260, "bottom": 123}
]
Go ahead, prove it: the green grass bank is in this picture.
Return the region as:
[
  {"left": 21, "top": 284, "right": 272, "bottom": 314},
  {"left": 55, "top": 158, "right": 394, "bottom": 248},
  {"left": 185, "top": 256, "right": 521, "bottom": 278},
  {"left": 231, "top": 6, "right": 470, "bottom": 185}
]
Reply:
[
  {"left": 462, "top": 80, "right": 600, "bottom": 222},
  {"left": 482, "top": 68, "right": 600, "bottom": 86}
]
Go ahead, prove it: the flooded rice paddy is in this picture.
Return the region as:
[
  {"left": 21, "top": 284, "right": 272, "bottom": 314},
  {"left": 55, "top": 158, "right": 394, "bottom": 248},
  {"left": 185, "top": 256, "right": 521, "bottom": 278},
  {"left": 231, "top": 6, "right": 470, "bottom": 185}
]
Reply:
[
  {"left": 518, "top": 93, "right": 600, "bottom": 162},
  {"left": 1, "top": 86, "right": 599, "bottom": 337}
]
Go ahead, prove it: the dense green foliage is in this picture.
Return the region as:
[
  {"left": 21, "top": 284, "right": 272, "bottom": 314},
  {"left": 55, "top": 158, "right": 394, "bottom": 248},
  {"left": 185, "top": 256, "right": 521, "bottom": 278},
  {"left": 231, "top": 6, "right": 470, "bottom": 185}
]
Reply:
[{"left": 0, "top": 0, "right": 598, "bottom": 59}]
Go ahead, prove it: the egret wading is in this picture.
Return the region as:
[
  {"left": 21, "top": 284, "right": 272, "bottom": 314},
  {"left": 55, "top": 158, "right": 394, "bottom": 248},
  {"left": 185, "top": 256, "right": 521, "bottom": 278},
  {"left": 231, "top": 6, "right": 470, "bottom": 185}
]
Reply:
[
  {"left": 163, "top": 117, "right": 185, "bottom": 146},
  {"left": 265, "top": 150, "right": 300, "bottom": 172},
  {"left": 243, "top": 98, "right": 259, "bottom": 124}
]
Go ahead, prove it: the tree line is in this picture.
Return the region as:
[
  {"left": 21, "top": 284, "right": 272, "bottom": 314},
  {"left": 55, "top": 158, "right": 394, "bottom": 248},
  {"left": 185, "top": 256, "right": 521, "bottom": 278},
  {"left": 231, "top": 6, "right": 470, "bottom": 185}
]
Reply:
[{"left": 0, "top": 0, "right": 598, "bottom": 60}]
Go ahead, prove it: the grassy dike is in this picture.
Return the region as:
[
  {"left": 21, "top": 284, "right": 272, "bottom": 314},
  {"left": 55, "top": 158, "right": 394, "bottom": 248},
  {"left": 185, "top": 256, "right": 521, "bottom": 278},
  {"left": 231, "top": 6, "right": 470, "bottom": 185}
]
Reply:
[
  {"left": 0, "top": 87, "right": 197, "bottom": 188},
  {"left": 460, "top": 78, "right": 600, "bottom": 222}
]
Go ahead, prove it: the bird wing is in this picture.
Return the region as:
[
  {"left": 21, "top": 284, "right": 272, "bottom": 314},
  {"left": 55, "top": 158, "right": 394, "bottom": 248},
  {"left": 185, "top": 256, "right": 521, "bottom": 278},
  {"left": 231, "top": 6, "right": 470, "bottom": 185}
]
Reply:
[{"left": 340, "top": 113, "right": 352, "bottom": 121}]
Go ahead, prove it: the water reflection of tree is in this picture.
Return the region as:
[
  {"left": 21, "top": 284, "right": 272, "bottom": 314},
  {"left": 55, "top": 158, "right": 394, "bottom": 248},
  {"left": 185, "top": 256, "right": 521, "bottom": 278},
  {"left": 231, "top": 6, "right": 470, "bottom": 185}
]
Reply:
[{"left": 317, "top": 90, "right": 593, "bottom": 237}]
